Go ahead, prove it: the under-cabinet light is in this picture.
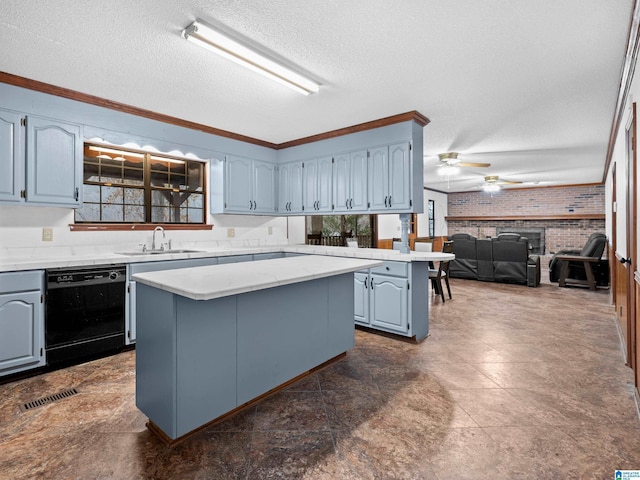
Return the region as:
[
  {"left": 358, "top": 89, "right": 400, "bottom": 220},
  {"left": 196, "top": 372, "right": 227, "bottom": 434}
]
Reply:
[
  {"left": 88, "top": 146, "right": 145, "bottom": 158},
  {"left": 181, "top": 20, "right": 319, "bottom": 96},
  {"left": 149, "top": 155, "right": 185, "bottom": 165}
]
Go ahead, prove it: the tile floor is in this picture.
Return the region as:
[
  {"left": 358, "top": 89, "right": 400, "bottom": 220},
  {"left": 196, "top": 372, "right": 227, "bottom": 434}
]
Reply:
[{"left": 2, "top": 278, "right": 640, "bottom": 479}]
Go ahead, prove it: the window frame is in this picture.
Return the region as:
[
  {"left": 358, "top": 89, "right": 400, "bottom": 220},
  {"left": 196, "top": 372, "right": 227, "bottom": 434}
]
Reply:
[{"left": 75, "top": 143, "right": 208, "bottom": 226}]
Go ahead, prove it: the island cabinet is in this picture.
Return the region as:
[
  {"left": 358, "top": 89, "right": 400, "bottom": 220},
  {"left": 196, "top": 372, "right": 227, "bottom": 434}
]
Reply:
[
  {"left": 278, "top": 161, "right": 304, "bottom": 214},
  {"left": 133, "top": 255, "right": 379, "bottom": 443},
  {"left": 354, "top": 260, "right": 428, "bottom": 341},
  {"left": 220, "top": 155, "right": 277, "bottom": 214},
  {"left": 126, "top": 257, "right": 220, "bottom": 345},
  {"left": 333, "top": 149, "right": 368, "bottom": 212},
  {"left": 0, "top": 108, "right": 83, "bottom": 207},
  {"left": 368, "top": 142, "right": 412, "bottom": 211},
  {"left": 0, "top": 270, "right": 45, "bottom": 376},
  {"left": 303, "top": 156, "right": 333, "bottom": 213}
]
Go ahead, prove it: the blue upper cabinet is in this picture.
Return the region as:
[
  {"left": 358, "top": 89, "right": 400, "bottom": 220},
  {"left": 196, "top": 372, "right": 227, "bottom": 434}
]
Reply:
[
  {"left": 252, "top": 159, "right": 277, "bottom": 213},
  {"left": 0, "top": 110, "right": 23, "bottom": 203},
  {"left": 0, "top": 111, "right": 82, "bottom": 207},
  {"left": 220, "top": 155, "right": 276, "bottom": 214},
  {"left": 279, "top": 161, "right": 303, "bottom": 214},
  {"left": 303, "top": 156, "right": 332, "bottom": 213},
  {"left": 26, "top": 116, "right": 83, "bottom": 206},
  {"left": 333, "top": 150, "right": 367, "bottom": 212},
  {"left": 368, "top": 146, "right": 388, "bottom": 211},
  {"left": 368, "top": 142, "right": 412, "bottom": 212}
]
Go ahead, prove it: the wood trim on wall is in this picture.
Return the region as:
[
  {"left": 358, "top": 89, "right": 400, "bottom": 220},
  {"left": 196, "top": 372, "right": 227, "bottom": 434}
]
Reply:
[
  {"left": 0, "top": 72, "right": 429, "bottom": 151},
  {"left": 604, "top": 0, "right": 640, "bottom": 182},
  {"left": 451, "top": 182, "right": 604, "bottom": 194},
  {"left": 446, "top": 214, "right": 605, "bottom": 221},
  {"left": 69, "top": 223, "right": 213, "bottom": 231},
  {"left": 277, "top": 111, "right": 430, "bottom": 149},
  {"left": 0, "top": 72, "right": 279, "bottom": 150}
]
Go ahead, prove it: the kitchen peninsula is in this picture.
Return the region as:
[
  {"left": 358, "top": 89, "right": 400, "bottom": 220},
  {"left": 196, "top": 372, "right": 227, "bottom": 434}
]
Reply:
[{"left": 132, "top": 255, "right": 382, "bottom": 443}]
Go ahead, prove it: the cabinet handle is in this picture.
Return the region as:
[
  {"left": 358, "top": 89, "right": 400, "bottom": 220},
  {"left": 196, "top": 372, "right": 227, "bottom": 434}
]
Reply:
[
  {"left": 316, "top": 200, "right": 319, "bottom": 210},
  {"left": 388, "top": 195, "right": 392, "bottom": 207},
  {"left": 254, "top": 201, "right": 257, "bottom": 210},
  {"left": 74, "top": 187, "right": 79, "bottom": 201},
  {"left": 384, "top": 196, "right": 388, "bottom": 207},
  {"left": 346, "top": 200, "right": 349, "bottom": 208},
  {"left": 349, "top": 199, "right": 353, "bottom": 209}
]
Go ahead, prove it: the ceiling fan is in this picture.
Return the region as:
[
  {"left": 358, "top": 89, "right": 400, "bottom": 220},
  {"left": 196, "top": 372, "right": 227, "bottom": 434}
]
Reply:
[
  {"left": 438, "top": 152, "right": 491, "bottom": 169},
  {"left": 482, "top": 175, "right": 522, "bottom": 192}
]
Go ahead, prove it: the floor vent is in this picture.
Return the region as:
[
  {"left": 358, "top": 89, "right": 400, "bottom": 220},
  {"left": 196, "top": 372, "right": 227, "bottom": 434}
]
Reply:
[{"left": 20, "top": 388, "right": 79, "bottom": 413}]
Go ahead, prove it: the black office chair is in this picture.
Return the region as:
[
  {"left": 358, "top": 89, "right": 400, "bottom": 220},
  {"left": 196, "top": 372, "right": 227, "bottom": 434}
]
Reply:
[{"left": 429, "top": 241, "right": 453, "bottom": 302}]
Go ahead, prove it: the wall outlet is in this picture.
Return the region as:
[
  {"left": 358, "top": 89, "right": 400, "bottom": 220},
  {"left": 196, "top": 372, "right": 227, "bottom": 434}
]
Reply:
[
  {"left": 227, "top": 228, "right": 235, "bottom": 238},
  {"left": 42, "top": 227, "right": 53, "bottom": 242},
  {"left": 268, "top": 226, "right": 273, "bottom": 235}
]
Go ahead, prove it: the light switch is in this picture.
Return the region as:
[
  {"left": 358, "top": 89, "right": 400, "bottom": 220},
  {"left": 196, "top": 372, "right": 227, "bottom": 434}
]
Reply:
[
  {"left": 227, "top": 228, "right": 235, "bottom": 238},
  {"left": 268, "top": 226, "right": 273, "bottom": 235}
]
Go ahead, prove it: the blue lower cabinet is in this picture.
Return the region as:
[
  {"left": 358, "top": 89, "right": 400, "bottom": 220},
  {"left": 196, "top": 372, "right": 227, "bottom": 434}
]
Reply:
[{"left": 354, "top": 261, "right": 429, "bottom": 341}]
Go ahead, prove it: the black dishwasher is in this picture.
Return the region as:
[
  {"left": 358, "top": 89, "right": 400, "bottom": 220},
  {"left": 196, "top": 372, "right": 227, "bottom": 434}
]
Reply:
[{"left": 45, "top": 265, "right": 126, "bottom": 367}]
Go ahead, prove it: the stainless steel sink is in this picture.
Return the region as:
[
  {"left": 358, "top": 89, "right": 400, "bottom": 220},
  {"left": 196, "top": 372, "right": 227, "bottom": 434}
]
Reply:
[{"left": 116, "top": 249, "right": 203, "bottom": 256}]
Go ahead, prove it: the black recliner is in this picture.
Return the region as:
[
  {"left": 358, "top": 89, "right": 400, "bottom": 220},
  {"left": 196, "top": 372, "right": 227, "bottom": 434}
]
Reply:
[
  {"left": 448, "top": 233, "right": 478, "bottom": 279},
  {"left": 491, "top": 233, "right": 540, "bottom": 286},
  {"left": 549, "top": 233, "right": 608, "bottom": 285}
]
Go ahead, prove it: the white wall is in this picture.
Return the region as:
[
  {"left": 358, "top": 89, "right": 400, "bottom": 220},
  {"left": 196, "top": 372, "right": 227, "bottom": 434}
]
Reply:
[
  {"left": 0, "top": 204, "right": 289, "bottom": 255},
  {"left": 376, "top": 189, "right": 448, "bottom": 239}
]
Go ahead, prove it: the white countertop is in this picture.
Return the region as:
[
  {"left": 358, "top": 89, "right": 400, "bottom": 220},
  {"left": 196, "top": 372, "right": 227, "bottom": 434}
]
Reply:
[
  {"left": 0, "top": 244, "right": 454, "bottom": 272},
  {"left": 132, "top": 255, "right": 383, "bottom": 301}
]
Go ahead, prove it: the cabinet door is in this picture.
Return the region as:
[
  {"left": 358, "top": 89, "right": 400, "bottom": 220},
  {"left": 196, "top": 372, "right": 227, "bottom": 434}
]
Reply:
[
  {"left": 126, "top": 281, "right": 137, "bottom": 345},
  {"left": 25, "top": 116, "right": 82, "bottom": 206},
  {"left": 0, "top": 291, "right": 44, "bottom": 374},
  {"left": 289, "top": 161, "right": 304, "bottom": 213},
  {"left": 350, "top": 150, "right": 368, "bottom": 211},
  {"left": 225, "top": 156, "right": 253, "bottom": 212},
  {"left": 278, "top": 163, "right": 290, "bottom": 213},
  {"left": 317, "top": 156, "right": 333, "bottom": 212},
  {"left": 387, "top": 142, "right": 411, "bottom": 210},
  {"left": 333, "top": 153, "right": 350, "bottom": 212},
  {"left": 354, "top": 272, "right": 370, "bottom": 325},
  {"left": 370, "top": 274, "right": 408, "bottom": 334},
  {"left": 303, "top": 159, "right": 318, "bottom": 212},
  {"left": 368, "top": 145, "right": 389, "bottom": 211},
  {"left": 252, "top": 160, "right": 276, "bottom": 213},
  {"left": 0, "top": 110, "right": 23, "bottom": 203}
]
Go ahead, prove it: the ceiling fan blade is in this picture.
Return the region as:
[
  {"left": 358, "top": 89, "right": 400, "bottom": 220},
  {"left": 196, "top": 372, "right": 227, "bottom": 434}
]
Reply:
[
  {"left": 497, "top": 180, "right": 522, "bottom": 185},
  {"left": 458, "top": 162, "right": 491, "bottom": 168}
]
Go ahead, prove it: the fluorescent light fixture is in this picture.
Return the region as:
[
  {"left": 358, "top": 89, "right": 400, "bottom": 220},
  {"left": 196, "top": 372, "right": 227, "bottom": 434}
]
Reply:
[{"left": 182, "top": 20, "right": 319, "bottom": 95}]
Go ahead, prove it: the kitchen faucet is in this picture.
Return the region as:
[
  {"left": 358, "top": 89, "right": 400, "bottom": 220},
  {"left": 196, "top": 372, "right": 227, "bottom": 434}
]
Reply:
[{"left": 152, "top": 226, "right": 165, "bottom": 251}]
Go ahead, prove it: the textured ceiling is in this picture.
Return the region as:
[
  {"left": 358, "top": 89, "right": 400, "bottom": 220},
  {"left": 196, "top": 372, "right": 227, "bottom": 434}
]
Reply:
[{"left": 0, "top": 0, "right": 633, "bottom": 192}]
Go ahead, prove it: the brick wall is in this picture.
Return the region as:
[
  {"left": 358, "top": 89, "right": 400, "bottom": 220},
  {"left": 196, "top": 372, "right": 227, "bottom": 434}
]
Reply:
[
  {"left": 448, "top": 185, "right": 604, "bottom": 217},
  {"left": 447, "top": 185, "right": 606, "bottom": 257}
]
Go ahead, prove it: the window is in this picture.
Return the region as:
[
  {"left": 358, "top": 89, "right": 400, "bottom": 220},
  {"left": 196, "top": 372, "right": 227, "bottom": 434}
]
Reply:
[
  {"left": 305, "top": 214, "right": 376, "bottom": 247},
  {"left": 75, "top": 143, "right": 206, "bottom": 224},
  {"left": 428, "top": 200, "right": 435, "bottom": 237}
]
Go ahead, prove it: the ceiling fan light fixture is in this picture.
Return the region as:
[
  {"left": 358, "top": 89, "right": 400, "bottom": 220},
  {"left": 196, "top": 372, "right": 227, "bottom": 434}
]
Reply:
[
  {"left": 438, "top": 152, "right": 459, "bottom": 164},
  {"left": 182, "top": 20, "right": 319, "bottom": 95},
  {"left": 438, "top": 165, "right": 460, "bottom": 176},
  {"left": 482, "top": 184, "right": 501, "bottom": 193}
]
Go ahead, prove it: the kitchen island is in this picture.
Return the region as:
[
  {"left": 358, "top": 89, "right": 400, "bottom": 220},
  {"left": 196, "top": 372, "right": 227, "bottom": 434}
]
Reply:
[{"left": 132, "top": 255, "right": 382, "bottom": 444}]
